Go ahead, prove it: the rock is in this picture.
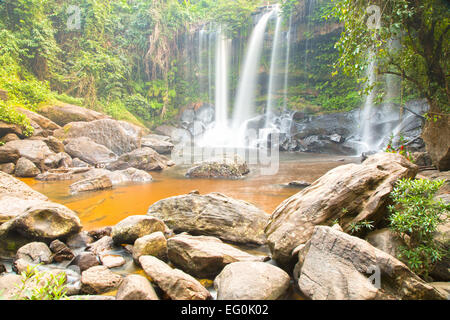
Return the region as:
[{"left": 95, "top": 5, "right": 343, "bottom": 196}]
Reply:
[
  {"left": 38, "top": 103, "right": 109, "bottom": 126},
  {"left": 108, "top": 168, "right": 152, "bottom": 185},
  {"left": 35, "top": 167, "right": 89, "bottom": 181},
  {"left": 112, "top": 215, "right": 167, "bottom": 245},
  {"left": 132, "top": 232, "right": 167, "bottom": 263},
  {"left": 0, "top": 196, "right": 49, "bottom": 225},
  {"left": 366, "top": 228, "right": 406, "bottom": 259},
  {"left": 0, "top": 144, "right": 21, "bottom": 164},
  {"left": 265, "top": 153, "right": 418, "bottom": 266},
  {"left": 66, "top": 231, "right": 94, "bottom": 249},
  {"left": 87, "top": 227, "right": 112, "bottom": 240},
  {"left": 68, "top": 295, "right": 115, "bottom": 300},
  {"left": 167, "top": 234, "right": 269, "bottom": 278},
  {"left": 81, "top": 265, "right": 123, "bottom": 295},
  {"left": 86, "top": 236, "right": 114, "bottom": 256},
  {"left": 0, "top": 274, "right": 23, "bottom": 299},
  {"left": 328, "top": 134, "right": 344, "bottom": 143},
  {"left": 64, "top": 137, "right": 118, "bottom": 166},
  {"left": 116, "top": 274, "right": 159, "bottom": 300},
  {"left": 15, "top": 242, "right": 53, "bottom": 265},
  {"left": 69, "top": 175, "right": 113, "bottom": 194},
  {"left": 422, "top": 111, "right": 450, "bottom": 171},
  {"left": 106, "top": 147, "right": 174, "bottom": 172},
  {"left": 0, "top": 163, "right": 15, "bottom": 175},
  {"left": 411, "top": 152, "right": 433, "bottom": 167},
  {"left": 139, "top": 255, "right": 211, "bottom": 300},
  {"left": 0, "top": 171, "right": 48, "bottom": 201},
  {"left": 214, "top": 262, "right": 290, "bottom": 300},
  {"left": 1, "top": 133, "right": 20, "bottom": 143},
  {"left": 287, "top": 181, "right": 311, "bottom": 188},
  {"left": 100, "top": 255, "right": 126, "bottom": 269},
  {"left": 297, "top": 226, "right": 445, "bottom": 300},
  {"left": 72, "top": 158, "right": 89, "bottom": 168},
  {"left": 72, "top": 252, "right": 100, "bottom": 272},
  {"left": 185, "top": 155, "right": 250, "bottom": 179},
  {"left": 3, "top": 140, "right": 55, "bottom": 168},
  {"left": 361, "top": 150, "right": 378, "bottom": 162},
  {"left": 55, "top": 119, "right": 142, "bottom": 155},
  {"left": 430, "top": 282, "right": 450, "bottom": 298},
  {"left": 0, "top": 121, "right": 24, "bottom": 138},
  {"left": 49, "top": 239, "right": 75, "bottom": 263},
  {"left": 16, "top": 107, "right": 60, "bottom": 132},
  {"left": 43, "top": 152, "right": 72, "bottom": 169},
  {"left": 141, "top": 135, "right": 174, "bottom": 154},
  {"left": 148, "top": 192, "right": 268, "bottom": 246},
  {"left": 42, "top": 136, "right": 65, "bottom": 153},
  {"left": 0, "top": 200, "right": 82, "bottom": 242},
  {"left": 14, "top": 157, "right": 40, "bottom": 177}
]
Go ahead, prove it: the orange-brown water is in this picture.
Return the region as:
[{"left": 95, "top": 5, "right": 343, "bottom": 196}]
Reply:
[{"left": 22, "top": 153, "right": 359, "bottom": 230}]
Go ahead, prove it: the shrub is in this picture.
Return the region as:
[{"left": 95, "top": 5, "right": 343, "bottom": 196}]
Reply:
[
  {"left": 0, "top": 100, "right": 34, "bottom": 136},
  {"left": 388, "top": 178, "right": 449, "bottom": 277}
]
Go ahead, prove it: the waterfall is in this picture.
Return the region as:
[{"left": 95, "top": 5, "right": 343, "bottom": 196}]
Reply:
[
  {"left": 214, "top": 29, "right": 230, "bottom": 129},
  {"left": 265, "top": 5, "right": 283, "bottom": 128},
  {"left": 359, "top": 57, "right": 377, "bottom": 153},
  {"left": 198, "top": 27, "right": 207, "bottom": 97},
  {"left": 283, "top": 15, "right": 292, "bottom": 112},
  {"left": 208, "top": 26, "right": 214, "bottom": 104},
  {"left": 232, "top": 10, "right": 274, "bottom": 132}
]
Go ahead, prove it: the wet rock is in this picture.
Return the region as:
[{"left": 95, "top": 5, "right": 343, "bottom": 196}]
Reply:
[
  {"left": 366, "top": 228, "right": 406, "bottom": 259},
  {"left": 55, "top": 119, "right": 142, "bottom": 156},
  {"left": 81, "top": 265, "right": 123, "bottom": 295},
  {"left": 100, "top": 255, "right": 126, "bottom": 269},
  {"left": 64, "top": 137, "right": 118, "bottom": 166},
  {"left": 297, "top": 226, "right": 445, "bottom": 300},
  {"left": 66, "top": 231, "right": 94, "bottom": 249},
  {"left": 116, "top": 274, "right": 159, "bottom": 300},
  {"left": 112, "top": 215, "right": 167, "bottom": 245},
  {"left": 0, "top": 163, "right": 15, "bottom": 175},
  {"left": 38, "top": 103, "right": 109, "bottom": 127},
  {"left": 43, "top": 152, "right": 72, "bottom": 169},
  {"left": 132, "top": 232, "right": 167, "bottom": 263},
  {"left": 141, "top": 135, "right": 174, "bottom": 154},
  {"left": 87, "top": 236, "right": 114, "bottom": 256},
  {"left": 139, "top": 255, "right": 211, "bottom": 300},
  {"left": 72, "top": 252, "right": 100, "bottom": 272},
  {"left": 0, "top": 171, "right": 48, "bottom": 201},
  {"left": 15, "top": 242, "right": 53, "bottom": 265},
  {"left": 265, "top": 153, "right": 418, "bottom": 266},
  {"left": 14, "top": 157, "right": 40, "bottom": 177},
  {"left": 185, "top": 155, "right": 250, "bottom": 179},
  {"left": 147, "top": 192, "right": 268, "bottom": 246},
  {"left": 108, "top": 168, "right": 152, "bottom": 185},
  {"left": 88, "top": 227, "right": 112, "bottom": 241},
  {"left": 214, "top": 262, "right": 290, "bottom": 300},
  {"left": 106, "top": 147, "right": 174, "bottom": 172},
  {"left": 0, "top": 200, "right": 82, "bottom": 242},
  {"left": 49, "top": 239, "right": 75, "bottom": 263},
  {"left": 167, "top": 234, "right": 269, "bottom": 278},
  {"left": 69, "top": 175, "right": 113, "bottom": 194}
]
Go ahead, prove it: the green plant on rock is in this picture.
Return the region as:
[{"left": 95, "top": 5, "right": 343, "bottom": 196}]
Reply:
[
  {"left": 388, "top": 178, "right": 449, "bottom": 277},
  {"left": 14, "top": 264, "right": 69, "bottom": 300},
  {"left": 0, "top": 100, "right": 34, "bottom": 137},
  {"left": 349, "top": 220, "right": 374, "bottom": 234}
]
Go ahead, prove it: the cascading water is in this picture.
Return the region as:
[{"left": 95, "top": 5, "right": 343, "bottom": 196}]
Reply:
[
  {"left": 283, "top": 15, "right": 292, "bottom": 112},
  {"left": 232, "top": 10, "right": 274, "bottom": 134},
  {"left": 265, "top": 5, "right": 283, "bottom": 128},
  {"left": 359, "top": 56, "right": 377, "bottom": 153}
]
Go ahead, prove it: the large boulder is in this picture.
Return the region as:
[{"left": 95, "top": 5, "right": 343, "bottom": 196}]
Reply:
[
  {"left": 422, "top": 112, "right": 450, "bottom": 171},
  {"left": 366, "top": 228, "right": 406, "bottom": 259},
  {"left": 265, "top": 153, "right": 418, "bottom": 266},
  {"left": 2, "top": 140, "right": 55, "bottom": 168},
  {"left": 167, "top": 234, "right": 268, "bottom": 278},
  {"left": 38, "top": 103, "right": 109, "bottom": 126},
  {"left": 0, "top": 121, "right": 24, "bottom": 138},
  {"left": 17, "top": 107, "right": 60, "bottom": 132},
  {"left": 0, "top": 195, "right": 48, "bottom": 224},
  {"left": 0, "top": 144, "right": 20, "bottom": 164},
  {"left": 185, "top": 155, "right": 250, "bottom": 179},
  {"left": 132, "top": 232, "right": 168, "bottom": 263},
  {"left": 54, "top": 119, "right": 142, "bottom": 155},
  {"left": 116, "top": 274, "right": 159, "bottom": 300},
  {"left": 147, "top": 192, "right": 269, "bottom": 245},
  {"left": 106, "top": 147, "right": 174, "bottom": 172},
  {"left": 0, "top": 201, "right": 82, "bottom": 242},
  {"left": 15, "top": 242, "right": 53, "bottom": 265},
  {"left": 0, "top": 171, "right": 48, "bottom": 201},
  {"left": 0, "top": 163, "right": 15, "bottom": 175},
  {"left": 14, "top": 157, "right": 40, "bottom": 178},
  {"left": 214, "top": 262, "right": 291, "bottom": 300},
  {"left": 141, "top": 134, "right": 174, "bottom": 155},
  {"left": 64, "top": 137, "right": 118, "bottom": 166},
  {"left": 296, "top": 226, "right": 445, "bottom": 300},
  {"left": 139, "top": 255, "right": 211, "bottom": 300},
  {"left": 111, "top": 215, "right": 167, "bottom": 245}
]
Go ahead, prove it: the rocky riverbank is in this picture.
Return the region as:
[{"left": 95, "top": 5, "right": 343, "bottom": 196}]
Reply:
[{"left": 0, "top": 151, "right": 448, "bottom": 300}]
